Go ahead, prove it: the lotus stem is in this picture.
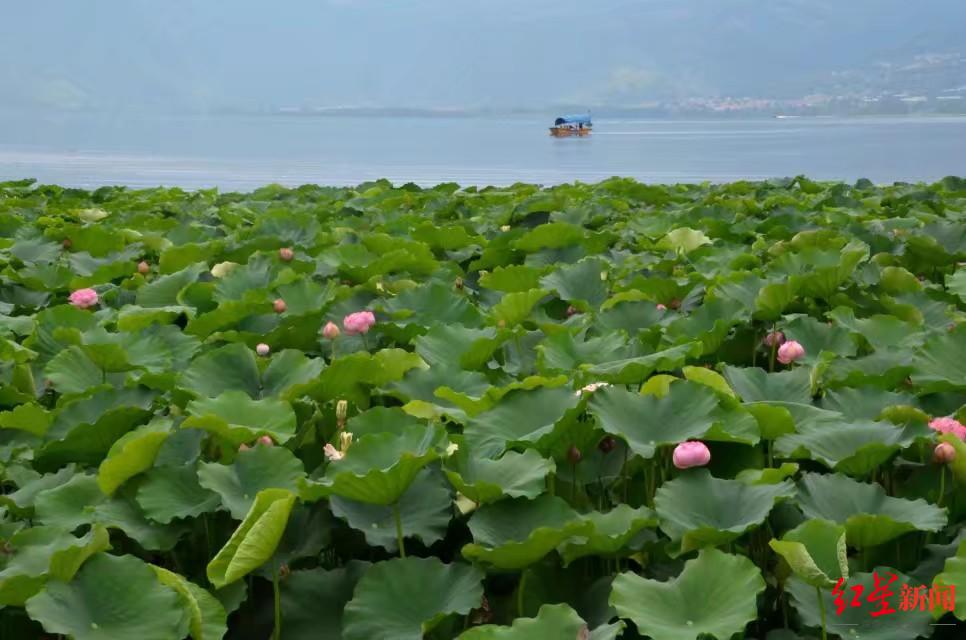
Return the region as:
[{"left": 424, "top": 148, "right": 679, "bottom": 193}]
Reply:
[
  {"left": 517, "top": 569, "right": 528, "bottom": 618},
  {"left": 938, "top": 466, "right": 946, "bottom": 508},
  {"left": 393, "top": 502, "right": 406, "bottom": 558},
  {"left": 769, "top": 341, "right": 777, "bottom": 372},
  {"left": 361, "top": 334, "right": 368, "bottom": 351},
  {"left": 272, "top": 561, "right": 282, "bottom": 640},
  {"left": 816, "top": 586, "right": 827, "bottom": 640}
]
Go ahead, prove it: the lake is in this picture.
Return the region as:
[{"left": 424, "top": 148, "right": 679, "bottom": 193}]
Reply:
[{"left": 1, "top": 112, "right": 964, "bottom": 189}]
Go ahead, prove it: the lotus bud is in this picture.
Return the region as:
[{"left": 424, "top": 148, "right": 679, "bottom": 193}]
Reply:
[
  {"left": 210, "top": 261, "right": 238, "bottom": 278},
  {"left": 598, "top": 436, "right": 616, "bottom": 454},
  {"left": 668, "top": 298, "right": 681, "bottom": 310},
  {"left": 68, "top": 288, "right": 98, "bottom": 309},
  {"left": 566, "top": 445, "right": 582, "bottom": 465},
  {"left": 455, "top": 277, "right": 463, "bottom": 290},
  {"left": 777, "top": 340, "right": 805, "bottom": 365},
  {"left": 339, "top": 431, "right": 353, "bottom": 453},
  {"left": 672, "top": 441, "right": 711, "bottom": 469},
  {"left": 137, "top": 261, "right": 150, "bottom": 275},
  {"left": 497, "top": 319, "right": 506, "bottom": 329},
  {"left": 279, "top": 247, "right": 294, "bottom": 262},
  {"left": 238, "top": 443, "right": 251, "bottom": 452},
  {"left": 322, "top": 321, "right": 340, "bottom": 339},
  {"left": 273, "top": 298, "right": 287, "bottom": 313},
  {"left": 656, "top": 303, "right": 667, "bottom": 311},
  {"left": 258, "top": 435, "right": 274, "bottom": 447},
  {"left": 323, "top": 443, "right": 343, "bottom": 461},
  {"left": 256, "top": 343, "right": 271, "bottom": 357},
  {"left": 278, "top": 563, "right": 291, "bottom": 580},
  {"left": 575, "top": 382, "right": 610, "bottom": 397},
  {"left": 336, "top": 399, "right": 348, "bottom": 427},
  {"left": 500, "top": 225, "right": 511, "bottom": 232},
  {"left": 763, "top": 331, "right": 785, "bottom": 348},
  {"left": 934, "top": 442, "right": 956, "bottom": 464},
  {"left": 62, "top": 238, "right": 72, "bottom": 249}
]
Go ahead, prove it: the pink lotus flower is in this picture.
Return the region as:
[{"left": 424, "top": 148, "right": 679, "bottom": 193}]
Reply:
[
  {"left": 343, "top": 311, "right": 376, "bottom": 336},
  {"left": 763, "top": 331, "right": 785, "bottom": 348},
  {"left": 323, "top": 443, "right": 343, "bottom": 461},
  {"left": 929, "top": 416, "right": 966, "bottom": 440},
  {"left": 273, "top": 299, "right": 287, "bottom": 314},
  {"left": 673, "top": 441, "right": 711, "bottom": 469},
  {"left": 257, "top": 435, "right": 274, "bottom": 447},
  {"left": 934, "top": 442, "right": 957, "bottom": 464},
  {"left": 656, "top": 303, "right": 667, "bottom": 311},
  {"left": 322, "top": 321, "right": 341, "bottom": 339},
  {"left": 137, "top": 261, "right": 150, "bottom": 275},
  {"left": 68, "top": 288, "right": 98, "bottom": 309},
  {"left": 777, "top": 340, "right": 805, "bottom": 365},
  {"left": 256, "top": 343, "right": 271, "bottom": 357}
]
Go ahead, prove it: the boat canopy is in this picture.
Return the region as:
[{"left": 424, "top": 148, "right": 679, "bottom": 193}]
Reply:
[{"left": 554, "top": 114, "right": 592, "bottom": 126}]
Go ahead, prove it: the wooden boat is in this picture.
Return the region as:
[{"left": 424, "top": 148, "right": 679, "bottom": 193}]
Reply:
[{"left": 549, "top": 114, "right": 592, "bottom": 137}]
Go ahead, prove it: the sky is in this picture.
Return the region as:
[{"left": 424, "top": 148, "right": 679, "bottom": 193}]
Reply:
[{"left": 1, "top": 0, "right": 964, "bottom": 113}]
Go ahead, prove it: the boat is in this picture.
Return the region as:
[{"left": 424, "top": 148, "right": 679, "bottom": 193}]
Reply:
[{"left": 549, "top": 114, "right": 592, "bottom": 137}]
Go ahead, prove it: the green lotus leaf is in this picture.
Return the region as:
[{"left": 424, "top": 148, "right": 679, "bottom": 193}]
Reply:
[
  {"left": 558, "top": 505, "right": 658, "bottom": 566},
  {"left": 665, "top": 298, "right": 743, "bottom": 355},
  {"left": 268, "top": 502, "right": 334, "bottom": 568},
  {"left": 681, "top": 365, "right": 737, "bottom": 398},
  {"left": 588, "top": 383, "right": 719, "bottom": 459},
  {"left": 491, "top": 288, "right": 548, "bottom": 327},
  {"left": 828, "top": 306, "right": 924, "bottom": 351},
  {"left": 0, "top": 525, "right": 110, "bottom": 606},
  {"left": 797, "top": 472, "right": 946, "bottom": 547},
  {"left": 462, "top": 386, "right": 579, "bottom": 457},
  {"left": 25, "top": 553, "right": 189, "bottom": 640},
  {"left": 301, "top": 424, "right": 446, "bottom": 505},
  {"left": 444, "top": 447, "right": 555, "bottom": 504},
  {"left": 462, "top": 495, "right": 593, "bottom": 569},
  {"left": 37, "top": 389, "right": 156, "bottom": 469},
  {"left": 135, "top": 262, "right": 206, "bottom": 308},
  {"left": 912, "top": 324, "right": 966, "bottom": 392},
  {"left": 343, "top": 557, "right": 484, "bottom": 640},
  {"left": 536, "top": 330, "right": 629, "bottom": 373},
  {"left": 179, "top": 342, "right": 261, "bottom": 399},
  {"left": 820, "top": 387, "right": 918, "bottom": 421},
  {"left": 539, "top": 257, "right": 609, "bottom": 309},
  {"left": 735, "top": 463, "right": 800, "bottom": 485},
  {"left": 331, "top": 468, "right": 451, "bottom": 552},
  {"left": 479, "top": 265, "right": 546, "bottom": 292},
  {"left": 782, "top": 314, "right": 858, "bottom": 363},
  {"left": 413, "top": 324, "right": 505, "bottom": 370},
  {"left": 754, "top": 281, "right": 797, "bottom": 320},
  {"left": 947, "top": 269, "right": 966, "bottom": 303},
  {"left": 279, "top": 563, "right": 370, "bottom": 640},
  {"left": 0, "top": 403, "right": 52, "bottom": 436},
  {"left": 0, "top": 465, "right": 75, "bottom": 514},
  {"left": 44, "top": 346, "right": 112, "bottom": 395},
  {"left": 260, "top": 349, "right": 325, "bottom": 399},
  {"left": 774, "top": 419, "right": 921, "bottom": 476},
  {"left": 824, "top": 349, "right": 916, "bottom": 390},
  {"left": 198, "top": 445, "right": 306, "bottom": 519},
  {"left": 207, "top": 488, "right": 296, "bottom": 588},
  {"left": 769, "top": 519, "right": 848, "bottom": 588},
  {"left": 152, "top": 565, "right": 228, "bottom": 640},
  {"left": 313, "top": 348, "right": 428, "bottom": 404},
  {"left": 459, "top": 603, "right": 616, "bottom": 640},
  {"left": 274, "top": 277, "right": 336, "bottom": 316},
  {"left": 183, "top": 391, "right": 297, "bottom": 446},
  {"left": 933, "top": 538, "right": 966, "bottom": 620},
  {"left": 787, "top": 569, "right": 933, "bottom": 640},
  {"left": 97, "top": 418, "right": 172, "bottom": 495},
  {"left": 434, "top": 374, "right": 570, "bottom": 418},
  {"left": 938, "top": 434, "right": 966, "bottom": 485},
  {"left": 384, "top": 281, "right": 483, "bottom": 327},
  {"left": 723, "top": 365, "right": 812, "bottom": 403},
  {"left": 655, "top": 469, "right": 795, "bottom": 553},
  {"left": 512, "top": 222, "right": 585, "bottom": 252},
  {"left": 597, "top": 299, "right": 665, "bottom": 334},
  {"left": 610, "top": 548, "right": 765, "bottom": 640},
  {"left": 388, "top": 366, "right": 488, "bottom": 422},
  {"left": 583, "top": 342, "right": 702, "bottom": 384},
  {"left": 136, "top": 464, "right": 221, "bottom": 524}
]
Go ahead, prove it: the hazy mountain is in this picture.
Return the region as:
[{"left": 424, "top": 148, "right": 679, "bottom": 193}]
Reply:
[{"left": 1, "top": 0, "right": 964, "bottom": 113}]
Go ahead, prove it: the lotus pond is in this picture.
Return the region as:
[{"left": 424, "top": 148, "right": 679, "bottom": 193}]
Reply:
[{"left": 1, "top": 176, "right": 965, "bottom": 640}]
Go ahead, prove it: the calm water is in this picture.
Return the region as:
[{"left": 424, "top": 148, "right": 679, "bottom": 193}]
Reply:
[{"left": 1, "top": 112, "right": 964, "bottom": 189}]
